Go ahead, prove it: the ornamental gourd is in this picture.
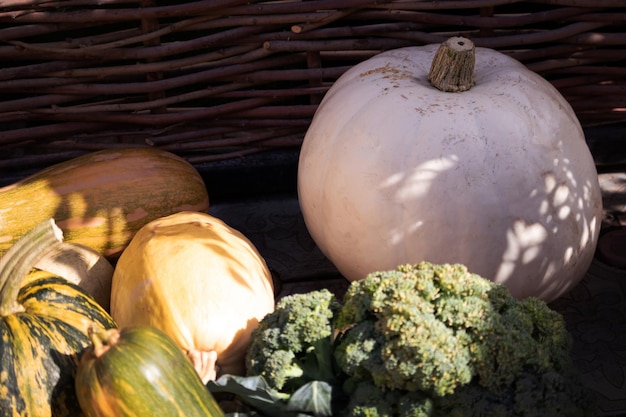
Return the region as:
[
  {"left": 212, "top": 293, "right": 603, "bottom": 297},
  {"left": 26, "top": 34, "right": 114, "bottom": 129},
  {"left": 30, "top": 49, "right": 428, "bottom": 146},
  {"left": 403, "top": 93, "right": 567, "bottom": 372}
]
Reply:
[
  {"left": 75, "top": 325, "right": 225, "bottom": 417},
  {"left": 298, "top": 37, "right": 602, "bottom": 302},
  {"left": 0, "top": 148, "right": 209, "bottom": 259},
  {"left": 27, "top": 241, "right": 115, "bottom": 311},
  {"left": 0, "top": 220, "right": 116, "bottom": 417},
  {"left": 110, "top": 211, "right": 275, "bottom": 382}
]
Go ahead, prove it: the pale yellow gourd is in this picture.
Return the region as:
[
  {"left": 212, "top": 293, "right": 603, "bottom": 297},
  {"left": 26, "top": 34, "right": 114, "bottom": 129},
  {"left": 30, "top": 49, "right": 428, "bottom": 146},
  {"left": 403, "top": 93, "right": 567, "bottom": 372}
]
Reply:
[
  {"left": 30, "top": 241, "right": 114, "bottom": 311},
  {"left": 298, "top": 37, "right": 603, "bottom": 302},
  {"left": 109, "top": 211, "right": 275, "bottom": 381}
]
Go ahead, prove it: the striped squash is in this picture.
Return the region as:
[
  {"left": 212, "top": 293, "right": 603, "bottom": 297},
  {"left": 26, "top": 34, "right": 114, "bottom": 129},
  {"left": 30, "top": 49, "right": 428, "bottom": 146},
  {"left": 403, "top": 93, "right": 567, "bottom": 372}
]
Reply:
[
  {"left": 0, "top": 220, "right": 117, "bottom": 417},
  {"left": 75, "top": 325, "right": 226, "bottom": 417},
  {"left": 0, "top": 148, "right": 209, "bottom": 259}
]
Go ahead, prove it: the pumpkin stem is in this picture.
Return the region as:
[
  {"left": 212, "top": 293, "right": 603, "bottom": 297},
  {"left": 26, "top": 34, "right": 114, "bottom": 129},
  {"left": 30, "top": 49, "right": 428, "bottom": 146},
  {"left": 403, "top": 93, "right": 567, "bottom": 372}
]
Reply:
[
  {"left": 428, "top": 36, "right": 475, "bottom": 92},
  {"left": 0, "top": 219, "right": 64, "bottom": 316},
  {"left": 88, "top": 325, "right": 121, "bottom": 358}
]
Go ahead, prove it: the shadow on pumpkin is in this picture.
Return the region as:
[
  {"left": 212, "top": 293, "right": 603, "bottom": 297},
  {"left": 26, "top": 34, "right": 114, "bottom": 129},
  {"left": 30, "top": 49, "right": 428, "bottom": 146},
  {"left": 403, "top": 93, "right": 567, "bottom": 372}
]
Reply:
[
  {"left": 215, "top": 316, "right": 264, "bottom": 378},
  {"left": 50, "top": 171, "right": 205, "bottom": 260},
  {"left": 133, "top": 218, "right": 271, "bottom": 295},
  {"left": 373, "top": 138, "right": 602, "bottom": 303},
  {"left": 304, "top": 102, "right": 602, "bottom": 302}
]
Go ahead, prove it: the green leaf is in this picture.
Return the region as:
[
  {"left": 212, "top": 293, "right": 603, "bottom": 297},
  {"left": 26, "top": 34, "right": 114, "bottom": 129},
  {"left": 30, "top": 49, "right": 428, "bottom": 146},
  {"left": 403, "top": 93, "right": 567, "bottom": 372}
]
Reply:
[
  {"left": 287, "top": 381, "right": 334, "bottom": 417},
  {"left": 225, "top": 410, "right": 265, "bottom": 417},
  {"left": 208, "top": 374, "right": 296, "bottom": 417}
]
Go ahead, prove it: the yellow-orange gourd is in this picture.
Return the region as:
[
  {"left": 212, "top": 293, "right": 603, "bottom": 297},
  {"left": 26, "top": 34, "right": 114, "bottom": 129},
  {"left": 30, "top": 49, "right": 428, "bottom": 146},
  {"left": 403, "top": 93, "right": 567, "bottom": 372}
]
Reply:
[{"left": 110, "top": 211, "right": 275, "bottom": 380}]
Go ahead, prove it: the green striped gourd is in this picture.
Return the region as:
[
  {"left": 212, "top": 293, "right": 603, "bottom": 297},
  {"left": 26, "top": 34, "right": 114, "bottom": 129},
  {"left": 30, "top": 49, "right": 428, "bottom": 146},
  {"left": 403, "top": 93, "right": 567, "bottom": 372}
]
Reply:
[
  {"left": 0, "top": 220, "right": 117, "bottom": 417},
  {"left": 75, "top": 325, "right": 226, "bottom": 417}
]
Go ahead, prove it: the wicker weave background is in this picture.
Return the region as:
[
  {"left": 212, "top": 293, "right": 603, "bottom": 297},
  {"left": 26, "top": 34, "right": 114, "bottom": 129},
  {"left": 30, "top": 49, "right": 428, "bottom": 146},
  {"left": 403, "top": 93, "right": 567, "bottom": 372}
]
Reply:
[{"left": 1, "top": 0, "right": 625, "bottom": 172}]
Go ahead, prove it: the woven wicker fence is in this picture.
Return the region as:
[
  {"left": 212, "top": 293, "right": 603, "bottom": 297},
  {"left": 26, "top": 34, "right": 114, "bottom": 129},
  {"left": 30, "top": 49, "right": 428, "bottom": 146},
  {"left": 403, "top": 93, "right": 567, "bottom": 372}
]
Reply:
[{"left": 1, "top": 0, "right": 625, "bottom": 172}]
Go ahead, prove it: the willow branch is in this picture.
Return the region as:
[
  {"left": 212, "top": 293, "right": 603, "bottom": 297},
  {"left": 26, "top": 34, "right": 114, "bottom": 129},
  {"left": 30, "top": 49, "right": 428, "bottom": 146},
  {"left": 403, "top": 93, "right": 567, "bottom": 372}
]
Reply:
[
  {"left": 292, "top": 7, "right": 361, "bottom": 34},
  {"left": 0, "top": 25, "right": 269, "bottom": 61},
  {"left": 0, "top": 0, "right": 251, "bottom": 22}
]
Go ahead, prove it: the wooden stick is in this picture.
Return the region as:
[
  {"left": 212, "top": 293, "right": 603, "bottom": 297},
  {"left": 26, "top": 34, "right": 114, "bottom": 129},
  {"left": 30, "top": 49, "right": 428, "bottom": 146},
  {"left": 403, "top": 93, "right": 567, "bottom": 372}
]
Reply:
[
  {"left": 37, "top": 45, "right": 263, "bottom": 79},
  {"left": 379, "top": 0, "right": 624, "bottom": 8},
  {"left": 384, "top": 21, "right": 609, "bottom": 49},
  {"left": 1, "top": 0, "right": 138, "bottom": 8},
  {"left": 559, "top": 84, "right": 626, "bottom": 96},
  {"left": 1, "top": 26, "right": 143, "bottom": 50},
  {"left": 216, "top": 86, "right": 330, "bottom": 98},
  {"left": 0, "top": 60, "right": 85, "bottom": 81},
  {"left": 226, "top": 66, "right": 350, "bottom": 83},
  {"left": 353, "top": 6, "right": 592, "bottom": 29},
  {"left": 186, "top": 136, "right": 304, "bottom": 164},
  {"left": 0, "top": 25, "right": 269, "bottom": 61},
  {"left": 247, "top": 21, "right": 425, "bottom": 44},
  {"left": 0, "top": 151, "right": 87, "bottom": 170},
  {"left": 190, "top": 11, "right": 337, "bottom": 30},
  {"left": 27, "top": 83, "right": 252, "bottom": 114},
  {"left": 80, "top": 15, "right": 215, "bottom": 51},
  {"left": 0, "top": 122, "right": 114, "bottom": 146},
  {"left": 564, "top": 31, "right": 626, "bottom": 45},
  {"left": 0, "top": 0, "right": 251, "bottom": 22},
  {"left": 158, "top": 128, "right": 303, "bottom": 150},
  {"left": 547, "top": 65, "right": 626, "bottom": 76},
  {"left": 508, "top": 44, "right": 593, "bottom": 62},
  {"left": 569, "top": 11, "right": 626, "bottom": 23},
  {"left": 263, "top": 38, "right": 413, "bottom": 52},
  {"left": 536, "top": 0, "right": 626, "bottom": 7},
  {"left": 146, "top": 126, "right": 242, "bottom": 146},
  {"left": 0, "top": 94, "right": 81, "bottom": 113},
  {"left": 292, "top": 7, "right": 360, "bottom": 34},
  {"left": 24, "top": 54, "right": 303, "bottom": 95},
  {"left": 0, "top": 22, "right": 94, "bottom": 41},
  {"left": 25, "top": 97, "right": 278, "bottom": 126},
  {"left": 548, "top": 74, "right": 614, "bottom": 89},
  {"left": 233, "top": 105, "right": 318, "bottom": 119},
  {"left": 222, "top": 0, "right": 385, "bottom": 16},
  {"left": 528, "top": 49, "right": 626, "bottom": 72},
  {"left": 196, "top": 118, "right": 312, "bottom": 128}
]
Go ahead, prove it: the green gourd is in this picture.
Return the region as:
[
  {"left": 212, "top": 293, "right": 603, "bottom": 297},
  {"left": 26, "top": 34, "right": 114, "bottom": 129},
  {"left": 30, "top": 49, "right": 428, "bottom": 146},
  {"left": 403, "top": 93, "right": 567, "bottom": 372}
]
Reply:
[{"left": 75, "top": 325, "right": 226, "bottom": 417}]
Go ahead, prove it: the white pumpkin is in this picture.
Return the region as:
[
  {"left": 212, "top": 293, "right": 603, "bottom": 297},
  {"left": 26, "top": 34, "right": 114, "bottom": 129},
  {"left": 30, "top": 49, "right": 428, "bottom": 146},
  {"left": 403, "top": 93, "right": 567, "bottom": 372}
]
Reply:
[{"left": 298, "top": 37, "right": 602, "bottom": 302}]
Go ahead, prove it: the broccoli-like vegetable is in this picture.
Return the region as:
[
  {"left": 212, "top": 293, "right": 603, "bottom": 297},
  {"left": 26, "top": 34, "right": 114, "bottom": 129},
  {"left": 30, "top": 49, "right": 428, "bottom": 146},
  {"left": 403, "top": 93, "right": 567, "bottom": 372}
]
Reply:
[
  {"left": 335, "top": 262, "right": 595, "bottom": 417},
  {"left": 243, "top": 262, "right": 595, "bottom": 417},
  {"left": 244, "top": 288, "right": 342, "bottom": 393},
  {"left": 344, "top": 379, "right": 435, "bottom": 417}
]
